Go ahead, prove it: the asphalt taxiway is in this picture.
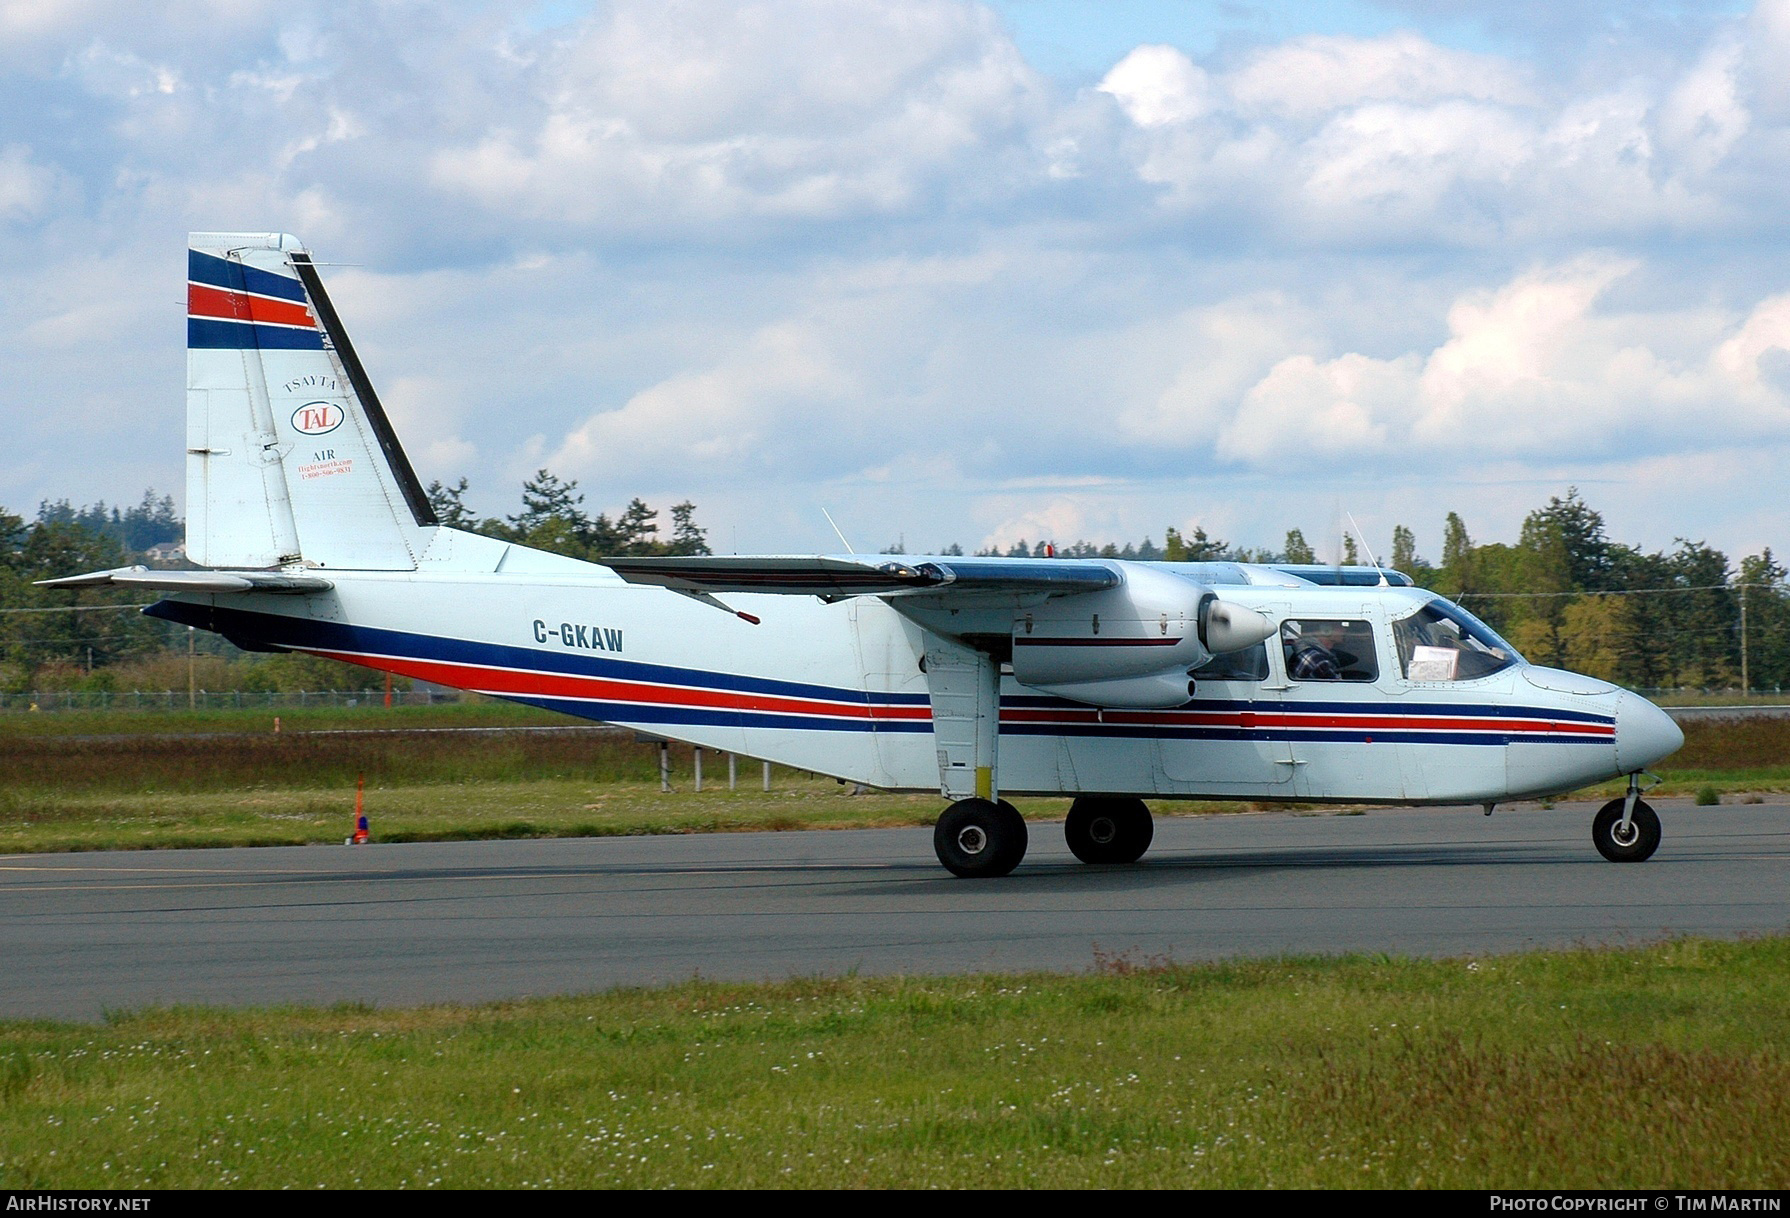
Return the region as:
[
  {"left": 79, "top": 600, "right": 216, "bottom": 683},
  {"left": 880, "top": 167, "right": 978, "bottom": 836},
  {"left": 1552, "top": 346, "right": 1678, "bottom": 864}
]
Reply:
[{"left": 2, "top": 798, "right": 1785, "bottom": 1020}]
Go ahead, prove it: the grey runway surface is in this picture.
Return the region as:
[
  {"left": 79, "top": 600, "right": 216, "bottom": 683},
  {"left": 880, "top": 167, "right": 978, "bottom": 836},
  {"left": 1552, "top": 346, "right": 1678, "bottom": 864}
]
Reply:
[{"left": 3, "top": 798, "right": 1787, "bottom": 1021}]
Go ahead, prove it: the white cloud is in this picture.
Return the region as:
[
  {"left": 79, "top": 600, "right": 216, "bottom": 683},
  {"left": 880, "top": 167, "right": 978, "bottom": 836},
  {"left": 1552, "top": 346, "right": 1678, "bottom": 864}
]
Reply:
[
  {"left": 1225, "top": 31, "right": 1533, "bottom": 121},
  {"left": 1114, "top": 296, "right": 1314, "bottom": 447},
  {"left": 1220, "top": 351, "right": 1421, "bottom": 463},
  {"left": 548, "top": 320, "right": 857, "bottom": 481},
  {"left": 64, "top": 41, "right": 182, "bottom": 98},
  {"left": 430, "top": 0, "right": 1043, "bottom": 227},
  {"left": 979, "top": 498, "right": 1100, "bottom": 552},
  {"left": 1657, "top": 36, "right": 1749, "bottom": 174},
  {"left": 1299, "top": 100, "right": 1532, "bottom": 217},
  {"left": 1097, "top": 45, "right": 1209, "bottom": 127},
  {"left": 0, "top": 144, "right": 66, "bottom": 221},
  {"left": 1196, "top": 257, "right": 1790, "bottom": 472}
]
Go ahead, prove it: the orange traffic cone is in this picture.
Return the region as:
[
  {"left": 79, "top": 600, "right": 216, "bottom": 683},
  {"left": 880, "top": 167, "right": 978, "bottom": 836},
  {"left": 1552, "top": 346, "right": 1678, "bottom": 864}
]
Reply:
[{"left": 348, "top": 773, "right": 370, "bottom": 845}]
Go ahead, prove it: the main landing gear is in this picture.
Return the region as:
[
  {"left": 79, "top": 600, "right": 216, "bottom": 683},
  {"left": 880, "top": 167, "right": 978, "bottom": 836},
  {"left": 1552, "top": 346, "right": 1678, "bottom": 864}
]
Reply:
[
  {"left": 1592, "top": 772, "right": 1661, "bottom": 862},
  {"left": 930, "top": 796, "right": 1161, "bottom": 876},
  {"left": 1064, "top": 796, "right": 1154, "bottom": 864},
  {"left": 934, "top": 798, "right": 1028, "bottom": 878}
]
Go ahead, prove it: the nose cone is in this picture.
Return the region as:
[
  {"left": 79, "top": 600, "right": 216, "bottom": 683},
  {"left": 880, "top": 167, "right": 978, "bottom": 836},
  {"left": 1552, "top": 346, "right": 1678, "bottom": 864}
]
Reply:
[{"left": 1614, "top": 694, "right": 1684, "bottom": 772}]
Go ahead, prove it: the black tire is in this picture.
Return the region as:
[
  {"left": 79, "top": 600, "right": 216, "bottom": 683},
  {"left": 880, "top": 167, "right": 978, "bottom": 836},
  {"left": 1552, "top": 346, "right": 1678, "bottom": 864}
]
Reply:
[
  {"left": 1592, "top": 797, "right": 1661, "bottom": 862},
  {"left": 1064, "top": 796, "right": 1154, "bottom": 865},
  {"left": 934, "top": 798, "right": 1028, "bottom": 878}
]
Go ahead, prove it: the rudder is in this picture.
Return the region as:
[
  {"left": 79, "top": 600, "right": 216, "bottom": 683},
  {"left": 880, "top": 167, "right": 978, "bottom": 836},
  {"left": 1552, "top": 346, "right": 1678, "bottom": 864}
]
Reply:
[{"left": 186, "top": 232, "right": 437, "bottom": 571}]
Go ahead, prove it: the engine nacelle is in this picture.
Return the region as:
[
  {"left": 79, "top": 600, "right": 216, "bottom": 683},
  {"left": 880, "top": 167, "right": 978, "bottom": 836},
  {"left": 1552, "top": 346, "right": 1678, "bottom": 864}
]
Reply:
[
  {"left": 1009, "top": 563, "right": 1272, "bottom": 707},
  {"left": 1021, "top": 670, "right": 1198, "bottom": 710}
]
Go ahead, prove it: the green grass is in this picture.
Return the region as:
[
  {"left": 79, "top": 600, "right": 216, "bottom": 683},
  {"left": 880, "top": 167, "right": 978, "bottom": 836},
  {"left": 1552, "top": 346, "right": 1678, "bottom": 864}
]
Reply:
[
  {"left": 1579, "top": 715, "right": 1790, "bottom": 800},
  {"left": 0, "top": 778, "right": 1019, "bottom": 853},
  {"left": 0, "top": 938, "right": 1785, "bottom": 1189}
]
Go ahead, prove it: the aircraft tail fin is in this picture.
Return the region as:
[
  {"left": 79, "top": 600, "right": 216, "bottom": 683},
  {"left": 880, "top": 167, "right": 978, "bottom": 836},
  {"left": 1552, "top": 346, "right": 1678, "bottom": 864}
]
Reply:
[{"left": 186, "top": 232, "right": 437, "bottom": 571}]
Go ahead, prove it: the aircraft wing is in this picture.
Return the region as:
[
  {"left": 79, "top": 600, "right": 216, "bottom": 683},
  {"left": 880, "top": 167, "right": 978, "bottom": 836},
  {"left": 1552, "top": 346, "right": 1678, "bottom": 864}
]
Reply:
[
  {"left": 36, "top": 566, "right": 334, "bottom": 594},
  {"left": 602, "top": 555, "right": 1120, "bottom": 600}
]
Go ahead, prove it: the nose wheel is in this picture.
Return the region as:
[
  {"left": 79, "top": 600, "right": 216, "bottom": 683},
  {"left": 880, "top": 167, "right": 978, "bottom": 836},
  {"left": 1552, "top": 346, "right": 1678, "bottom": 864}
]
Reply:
[
  {"left": 934, "top": 798, "right": 1028, "bottom": 877},
  {"left": 1592, "top": 792, "right": 1661, "bottom": 862},
  {"left": 1064, "top": 796, "right": 1154, "bottom": 864}
]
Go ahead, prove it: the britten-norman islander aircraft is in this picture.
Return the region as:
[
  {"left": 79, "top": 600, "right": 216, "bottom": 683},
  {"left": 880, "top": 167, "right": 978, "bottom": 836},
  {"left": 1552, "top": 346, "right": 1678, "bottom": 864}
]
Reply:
[{"left": 45, "top": 233, "right": 1686, "bottom": 877}]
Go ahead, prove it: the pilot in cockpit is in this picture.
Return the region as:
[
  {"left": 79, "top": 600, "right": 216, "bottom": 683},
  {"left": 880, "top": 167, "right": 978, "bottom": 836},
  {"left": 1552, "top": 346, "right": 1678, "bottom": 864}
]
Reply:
[{"left": 1285, "top": 620, "right": 1345, "bottom": 681}]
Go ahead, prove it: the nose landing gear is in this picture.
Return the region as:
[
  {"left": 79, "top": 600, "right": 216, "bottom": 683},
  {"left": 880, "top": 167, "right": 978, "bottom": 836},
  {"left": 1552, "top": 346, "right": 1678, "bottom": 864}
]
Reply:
[{"left": 1592, "top": 772, "right": 1662, "bottom": 862}]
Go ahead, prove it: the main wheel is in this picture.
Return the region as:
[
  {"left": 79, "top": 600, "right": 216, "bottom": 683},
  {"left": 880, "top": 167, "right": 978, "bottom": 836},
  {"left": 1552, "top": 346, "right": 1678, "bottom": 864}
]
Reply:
[
  {"left": 1064, "top": 796, "right": 1154, "bottom": 864},
  {"left": 934, "top": 798, "right": 1028, "bottom": 878},
  {"left": 1592, "top": 798, "right": 1661, "bottom": 862}
]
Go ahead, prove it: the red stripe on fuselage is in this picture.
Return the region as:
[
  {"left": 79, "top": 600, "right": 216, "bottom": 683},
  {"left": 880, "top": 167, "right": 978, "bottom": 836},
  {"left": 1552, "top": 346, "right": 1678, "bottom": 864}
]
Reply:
[
  {"left": 187, "top": 283, "right": 315, "bottom": 330},
  {"left": 307, "top": 649, "right": 932, "bottom": 721}
]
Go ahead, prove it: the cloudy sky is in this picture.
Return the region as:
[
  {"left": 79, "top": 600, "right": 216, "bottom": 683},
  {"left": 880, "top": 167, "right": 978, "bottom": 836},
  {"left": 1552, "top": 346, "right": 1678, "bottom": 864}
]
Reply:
[{"left": 3, "top": 0, "right": 1786, "bottom": 565}]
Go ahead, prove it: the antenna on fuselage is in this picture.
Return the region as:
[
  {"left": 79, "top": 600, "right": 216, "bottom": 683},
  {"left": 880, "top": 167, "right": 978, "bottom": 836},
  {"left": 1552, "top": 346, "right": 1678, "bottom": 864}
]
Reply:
[
  {"left": 1346, "top": 511, "right": 1390, "bottom": 587},
  {"left": 820, "top": 506, "right": 857, "bottom": 554}
]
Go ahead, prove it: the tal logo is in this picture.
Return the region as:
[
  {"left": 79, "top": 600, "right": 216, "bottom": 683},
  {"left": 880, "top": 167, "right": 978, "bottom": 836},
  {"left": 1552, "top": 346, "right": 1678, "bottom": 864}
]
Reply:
[{"left": 291, "top": 402, "right": 343, "bottom": 436}]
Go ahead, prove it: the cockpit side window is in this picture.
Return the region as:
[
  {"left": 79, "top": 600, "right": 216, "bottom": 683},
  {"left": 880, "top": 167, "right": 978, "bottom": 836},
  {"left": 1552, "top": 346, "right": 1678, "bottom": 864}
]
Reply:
[
  {"left": 1392, "top": 600, "right": 1521, "bottom": 682},
  {"left": 1280, "top": 620, "right": 1379, "bottom": 682},
  {"left": 1191, "top": 643, "right": 1270, "bottom": 682}
]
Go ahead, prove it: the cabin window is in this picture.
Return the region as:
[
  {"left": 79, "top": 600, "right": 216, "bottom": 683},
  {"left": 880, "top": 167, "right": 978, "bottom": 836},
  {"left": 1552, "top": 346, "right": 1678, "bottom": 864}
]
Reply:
[
  {"left": 1281, "top": 620, "right": 1379, "bottom": 682},
  {"left": 1191, "top": 643, "right": 1270, "bottom": 682},
  {"left": 1391, "top": 600, "right": 1521, "bottom": 682}
]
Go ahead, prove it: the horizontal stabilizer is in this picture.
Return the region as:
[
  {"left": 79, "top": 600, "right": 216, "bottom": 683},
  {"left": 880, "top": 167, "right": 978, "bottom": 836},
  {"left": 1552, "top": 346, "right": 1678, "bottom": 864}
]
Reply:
[
  {"left": 603, "top": 555, "right": 1122, "bottom": 600},
  {"left": 36, "top": 566, "right": 334, "bottom": 594}
]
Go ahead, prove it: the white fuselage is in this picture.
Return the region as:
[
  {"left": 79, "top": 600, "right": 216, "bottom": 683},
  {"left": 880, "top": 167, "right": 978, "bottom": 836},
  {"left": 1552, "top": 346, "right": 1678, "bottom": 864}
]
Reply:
[{"left": 152, "top": 537, "right": 1680, "bottom": 807}]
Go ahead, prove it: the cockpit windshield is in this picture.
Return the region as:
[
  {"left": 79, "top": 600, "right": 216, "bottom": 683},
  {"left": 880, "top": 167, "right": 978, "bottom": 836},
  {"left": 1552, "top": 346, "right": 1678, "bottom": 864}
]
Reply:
[{"left": 1391, "top": 599, "right": 1522, "bottom": 682}]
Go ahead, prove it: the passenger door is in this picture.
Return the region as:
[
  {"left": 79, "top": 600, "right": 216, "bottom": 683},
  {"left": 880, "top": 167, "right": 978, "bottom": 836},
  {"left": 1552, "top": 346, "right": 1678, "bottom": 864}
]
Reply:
[{"left": 1158, "top": 606, "right": 1297, "bottom": 795}]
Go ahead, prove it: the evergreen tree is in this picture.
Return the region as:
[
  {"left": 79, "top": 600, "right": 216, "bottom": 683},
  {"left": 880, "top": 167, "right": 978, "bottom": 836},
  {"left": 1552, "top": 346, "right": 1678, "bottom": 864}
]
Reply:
[
  {"left": 1525, "top": 488, "right": 1616, "bottom": 591},
  {"left": 118, "top": 490, "right": 180, "bottom": 552},
  {"left": 1739, "top": 551, "right": 1790, "bottom": 691},
  {"left": 1390, "top": 525, "right": 1418, "bottom": 572},
  {"left": 1164, "top": 525, "right": 1228, "bottom": 562},
  {"left": 509, "top": 470, "right": 589, "bottom": 539},
  {"left": 425, "top": 478, "right": 478, "bottom": 530},
  {"left": 1283, "top": 529, "right": 1315, "bottom": 564},
  {"left": 1436, "top": 512, "right": 1476, "bottom": 601},
  {"left": 614, "top": 499, "right": 660, "bottom": 555},
  {"left": 668, "top": 502, "right": 710, "bottom": 556}
]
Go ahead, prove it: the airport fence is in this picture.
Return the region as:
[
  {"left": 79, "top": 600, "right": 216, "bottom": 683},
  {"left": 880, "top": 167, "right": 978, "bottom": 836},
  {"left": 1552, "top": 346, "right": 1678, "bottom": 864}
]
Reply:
[{"left": 0, "top": 688, "right": 466, "bottom": 712}]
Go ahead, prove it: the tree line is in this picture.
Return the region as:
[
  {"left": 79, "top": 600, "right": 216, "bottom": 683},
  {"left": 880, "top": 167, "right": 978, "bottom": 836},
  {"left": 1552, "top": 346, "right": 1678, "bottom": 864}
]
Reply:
[{"left": 425, "top": 471, "right": 710, "bottom": 560}]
